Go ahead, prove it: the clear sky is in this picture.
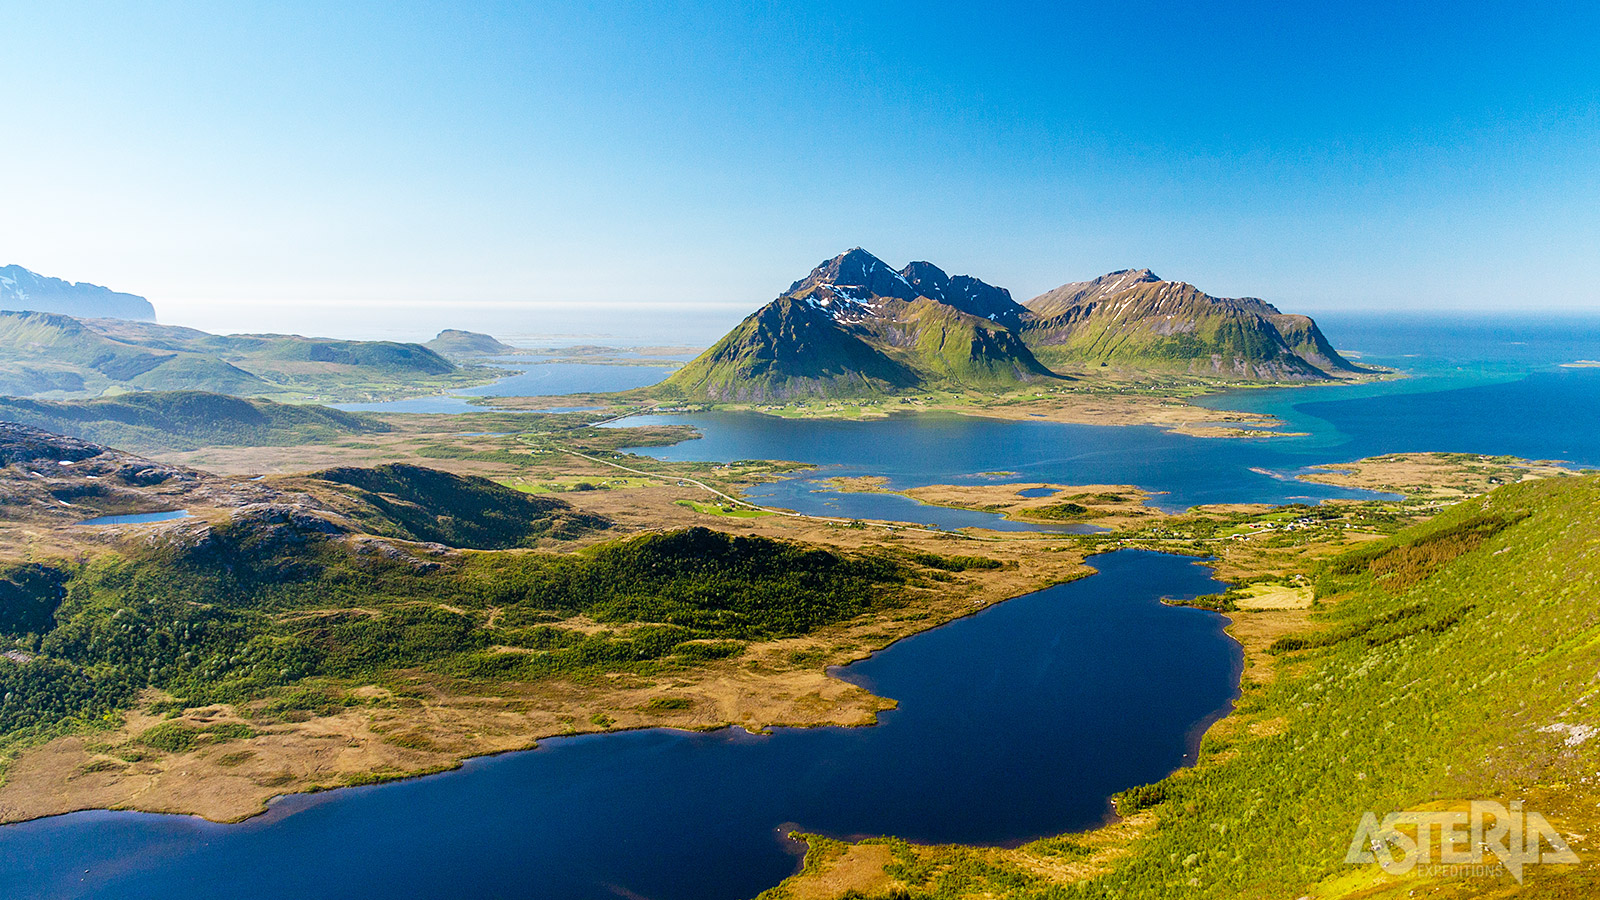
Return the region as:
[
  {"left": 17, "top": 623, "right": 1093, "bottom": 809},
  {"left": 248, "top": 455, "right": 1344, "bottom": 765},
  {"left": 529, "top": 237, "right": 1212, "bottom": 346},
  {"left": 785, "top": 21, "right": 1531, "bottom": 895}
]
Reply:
[{"left": 2, "top": 1, "right": 1597, "bottom": 337}]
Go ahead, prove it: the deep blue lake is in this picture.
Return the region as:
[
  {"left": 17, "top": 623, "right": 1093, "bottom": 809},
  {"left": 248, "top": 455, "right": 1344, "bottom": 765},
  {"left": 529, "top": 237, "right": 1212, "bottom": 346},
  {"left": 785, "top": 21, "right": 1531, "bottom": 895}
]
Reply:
[{"left": 0, "top": 551, "right": 1237, "bottom": 900}]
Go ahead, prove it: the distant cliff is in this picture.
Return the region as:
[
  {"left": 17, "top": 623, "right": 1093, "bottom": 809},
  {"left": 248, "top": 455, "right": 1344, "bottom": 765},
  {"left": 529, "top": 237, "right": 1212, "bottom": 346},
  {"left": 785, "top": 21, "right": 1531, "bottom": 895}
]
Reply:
[{"left": 0, "top": 264, "right": 157, "bottom": 321}]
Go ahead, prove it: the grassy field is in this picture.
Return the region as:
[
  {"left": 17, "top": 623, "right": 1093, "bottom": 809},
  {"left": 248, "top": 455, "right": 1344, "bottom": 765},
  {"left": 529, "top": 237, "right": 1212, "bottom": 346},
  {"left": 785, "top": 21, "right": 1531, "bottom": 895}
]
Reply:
[{"left": 675, "top": 498, "right": 775, "bottom": 518}]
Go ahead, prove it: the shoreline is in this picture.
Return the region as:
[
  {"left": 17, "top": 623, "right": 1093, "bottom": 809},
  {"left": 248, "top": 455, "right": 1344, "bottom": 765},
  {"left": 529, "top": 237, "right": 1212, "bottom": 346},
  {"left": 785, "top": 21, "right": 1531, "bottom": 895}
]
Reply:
[
  {"left": 480, "top": 367, "right": 1402, "bottom": 438},
  {"left": 0, "top": 547, "right": 1245, "bottom": 874},
  {"left": 0, "top": 557, "right": 1087, "bottom": 828},
  {"left": 0, "top": 515, "right": 1095, "bottom": 826}
]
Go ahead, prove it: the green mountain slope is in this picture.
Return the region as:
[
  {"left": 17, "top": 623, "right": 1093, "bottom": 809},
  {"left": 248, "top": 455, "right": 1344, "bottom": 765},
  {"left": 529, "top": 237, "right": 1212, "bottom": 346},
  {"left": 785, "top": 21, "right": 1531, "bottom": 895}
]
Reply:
[
  {"left": 86, "top": 319, "right": 457, "bottom": 375},
  {"left": 836, "top": 474, "right": 1600, "bottom": 898},
  {"left": 0, "top": 311, "right": 268, "bottom": 397},
  {"left": 660, "top": 296, "right": 920, "bottom": 401},
  {"left": 1021, "top": 268, "right": 1364, "bottom": 379},
  {"left": 661, "top": 249, "right": 1057, "bottom": 400},
  {"left": 1095, "top": 476, "right": 1600, "bottom": 896},
  {"left": 0, "top": 391, "right": 389, "bottom": 452},
  {"left": 306, "top": 463, "right": 609, "bottom": 549}
]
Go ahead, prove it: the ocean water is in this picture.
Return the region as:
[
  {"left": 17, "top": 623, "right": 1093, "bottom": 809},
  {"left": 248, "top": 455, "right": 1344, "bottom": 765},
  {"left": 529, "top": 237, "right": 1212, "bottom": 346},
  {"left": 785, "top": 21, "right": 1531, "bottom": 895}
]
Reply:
[{"left": 1195, "top": 313, "right": 1600, "bottom": 462}]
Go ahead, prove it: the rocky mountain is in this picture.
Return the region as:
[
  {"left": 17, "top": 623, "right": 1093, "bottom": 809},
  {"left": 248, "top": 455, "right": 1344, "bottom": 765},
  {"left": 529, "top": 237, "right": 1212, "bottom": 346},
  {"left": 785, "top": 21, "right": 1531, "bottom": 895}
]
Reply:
[
  {"left": 0, "top": 264, "right": 157, "bottom": 321},
  {"left": 662, "top": 249, "right": 1056, "bottom": 401},
  {"left": 1021, "top": 269, "right": 1362, "bottom": 380}
]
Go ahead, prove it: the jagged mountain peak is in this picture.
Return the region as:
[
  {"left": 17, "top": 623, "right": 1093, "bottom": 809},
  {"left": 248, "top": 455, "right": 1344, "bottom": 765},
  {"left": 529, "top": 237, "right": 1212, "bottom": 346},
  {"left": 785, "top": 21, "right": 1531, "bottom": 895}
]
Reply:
[
  {"left": 784, "top": 249, "right": 1025, "bottom": 326},
  {"left": 1104, "top": 267, "right": 1160, "bottom": 283},
  {"left": 661, "top": 250, "right": 1056, "bottom": 401},
  {"left": 787, "top": 248, "right": 910, "bottom": 300},
  {"left": 1025, "top": 268, "right": 1165, "bottom": 315},
  {"left": 899, "top": 260, "right": 950, "bottom": 294}
]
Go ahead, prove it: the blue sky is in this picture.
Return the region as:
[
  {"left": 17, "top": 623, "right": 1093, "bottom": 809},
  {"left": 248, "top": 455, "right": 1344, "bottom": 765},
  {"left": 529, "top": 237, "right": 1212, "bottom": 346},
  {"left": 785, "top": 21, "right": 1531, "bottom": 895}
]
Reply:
[{"left": 2, "top": 1, "right": 1597, "bottom": 335}]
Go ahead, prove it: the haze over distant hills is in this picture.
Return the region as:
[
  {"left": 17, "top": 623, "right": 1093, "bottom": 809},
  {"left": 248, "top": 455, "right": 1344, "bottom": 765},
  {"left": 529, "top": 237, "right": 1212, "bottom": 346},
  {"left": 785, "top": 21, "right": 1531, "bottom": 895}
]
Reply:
[
  {"left": 0, "top": 311, "right": 482, "bottom": 400},
  {"left": 425, "top": 329, "right": 517, "bottom": 357},
  {"left": 0, "top": 264, "right": 157, "bottom": 322},
  {"left": 662, "top": 249, "right": 1362, "bottom": 401}
]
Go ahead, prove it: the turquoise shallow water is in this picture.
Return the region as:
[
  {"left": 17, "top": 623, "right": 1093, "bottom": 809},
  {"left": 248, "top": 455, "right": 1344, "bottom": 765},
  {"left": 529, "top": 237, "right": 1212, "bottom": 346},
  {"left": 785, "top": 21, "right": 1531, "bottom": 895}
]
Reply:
[{"left": 1195, "top": 313, "right": 1600, "bottom": 461}]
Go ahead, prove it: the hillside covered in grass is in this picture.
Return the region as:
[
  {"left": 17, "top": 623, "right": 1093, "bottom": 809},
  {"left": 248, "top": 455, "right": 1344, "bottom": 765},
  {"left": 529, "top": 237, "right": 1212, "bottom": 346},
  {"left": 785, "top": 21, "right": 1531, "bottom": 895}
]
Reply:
[
  {"left": 1021, "top": 268, "right": 1364, "bottom": 380},
  {"left": 769, "top": 474, "right": 1600, "bottom": 898},
  {"left": 0, "top": 424, "right": 938, "bottom": 796},
  {"left": 658, "top": 249, "right": 1057, "bottom": 401},
  {"left": 303, "top": 463, "right": 609, "bottom": 549},
  {"left": 0, "top": 391, "right": 389, "bottom": 452}
]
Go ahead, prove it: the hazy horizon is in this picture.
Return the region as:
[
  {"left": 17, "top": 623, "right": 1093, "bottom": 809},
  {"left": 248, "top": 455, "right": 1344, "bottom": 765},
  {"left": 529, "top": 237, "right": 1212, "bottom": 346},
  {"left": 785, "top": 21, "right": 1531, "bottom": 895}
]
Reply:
[{"left": 133, "top": 296, "right": 1600, "bottom": 349}]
